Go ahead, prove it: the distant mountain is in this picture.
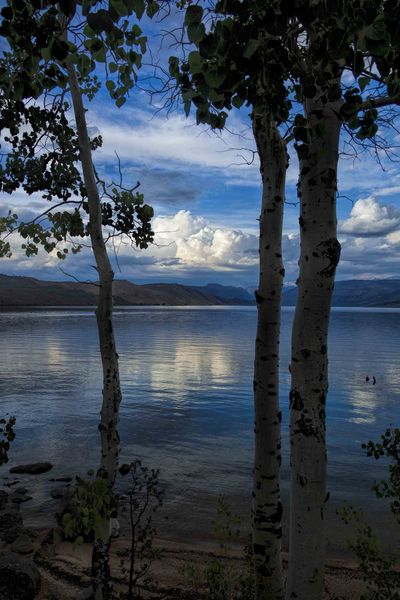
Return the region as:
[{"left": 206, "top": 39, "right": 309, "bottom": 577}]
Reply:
[
  {"left": 282, "top": 278, "right": 400, "bottom": 307},
  {"left": 0, "top": 274, "right": 252, "bottom": 307},
  {"left": 191, "top": 283, "right": 254, "bottom": 304},
  {"left": 1, "top": 274, "right": 399, "bottom": 308}
]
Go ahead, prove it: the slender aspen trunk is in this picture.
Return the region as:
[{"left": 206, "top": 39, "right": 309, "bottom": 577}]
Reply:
[
  {"left": 67, "top": 61, "right": 122, "bottom": 600},
  {"left": 286, "top": 96, "right": 342, "bottom": 600},
  {"left": 252, "top": 112, "right": 287, "bottom": 600}
]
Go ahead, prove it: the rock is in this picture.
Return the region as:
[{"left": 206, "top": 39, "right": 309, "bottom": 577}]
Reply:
[
  {"left": 6, "top": 480, "right": 20, "bottom": 488},
  {"left": 9, "top": 462, "right": 53, "bottom": 475},
  {"left": 14, "top": 488, "right": 27, "bottom": 496},
  {"left": 10, "top": 492, "right": 32, "bottom": 504},
  {"left": 50, "top": 486, "right": 67, "bottom": 500},
  {"left": 118, "top": 463, "right": 131, "bottom": 476},
  {"left": 10, "top": 533, "right": 33, "bottom": 555},
  {"left": 0, "top": 490, "right": 8, "bottom": 510},
  {"left": 0, "top": 551, "right": 41, "bottom": 599},
  {"left": 0, "top": 510, "right": 24, "bottom": 543},
  {"left": 54, "top": 476, "right": 72, "bottom": 483}
]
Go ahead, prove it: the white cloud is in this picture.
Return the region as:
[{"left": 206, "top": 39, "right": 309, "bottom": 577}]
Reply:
[
  {"left": 146, "top": 210, "right": 258, "bottom": 270},
  {"left": 90, "top": 107, "right": 261, "bottom": 188},
  {"left": 339, "top": 197, "right": 400, "bottom": 236}
]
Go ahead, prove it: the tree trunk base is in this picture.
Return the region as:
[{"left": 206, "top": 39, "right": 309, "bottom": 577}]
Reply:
[{"left": 92, "top": 540, "right": 113, "bottom": 600}]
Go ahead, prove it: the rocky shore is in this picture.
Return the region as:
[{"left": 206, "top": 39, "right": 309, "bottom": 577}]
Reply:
[{"left": 0, "top": 462, "right": 373, "bottom": 600}]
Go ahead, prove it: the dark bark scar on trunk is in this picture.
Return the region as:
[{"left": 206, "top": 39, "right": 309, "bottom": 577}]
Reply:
[{"left": 317, "top": 238, "right": 341, "bottom": 277}]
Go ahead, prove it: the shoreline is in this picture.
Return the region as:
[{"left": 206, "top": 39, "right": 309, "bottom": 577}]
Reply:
[{"left": 16, "top": 528, "right": 367, "bottom": 599}]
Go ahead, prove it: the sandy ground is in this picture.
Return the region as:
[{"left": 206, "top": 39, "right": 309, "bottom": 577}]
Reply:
[{"left": 19, "top": 528, "right": 367, "bottom": 600}]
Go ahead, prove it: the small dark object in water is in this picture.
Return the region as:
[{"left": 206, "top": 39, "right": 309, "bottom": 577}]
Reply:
[
  {"left": 10, "top": 463, "right": 53, "bottom": 475},
  {"left": 119, "top": 463, "right": 131, "bottom": 476},
  {"left": 365, "top": 375, "right": 370, "bottom": 382},
  {"left": 372, "top": 376, "right": 376, "bottom": 385}
]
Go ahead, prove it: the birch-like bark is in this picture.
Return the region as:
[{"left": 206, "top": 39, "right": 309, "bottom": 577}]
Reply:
[
  {"left": 286, "top": 96, "right": 342, "bottom": 600},
  {"left": 66, "top": 61, "right": 122, "bottom": 600},
  {"left": 252, "top": 112, "right": 287, "bottom": 600}
]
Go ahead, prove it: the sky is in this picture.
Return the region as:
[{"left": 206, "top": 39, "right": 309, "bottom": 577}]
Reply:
[{"left": 1, "top": 10, "right": 400, "bottom": 289}]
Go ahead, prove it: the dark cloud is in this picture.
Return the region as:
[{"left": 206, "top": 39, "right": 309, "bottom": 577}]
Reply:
[{"left": 124, "top": 167, "right": 204, "bottom": 207}]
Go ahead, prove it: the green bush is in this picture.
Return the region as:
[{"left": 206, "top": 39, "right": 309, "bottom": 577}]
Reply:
[
  {"left": 182, "top": 496, "right": 254, "bottom": 600},
  {"left": 60, "top": 473, "right": 117, "bottom": 543},
  {"left": 339, "top": 428, "right": 400, "bottom": 600}
]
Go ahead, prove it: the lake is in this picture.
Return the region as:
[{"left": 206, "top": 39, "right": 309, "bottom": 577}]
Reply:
[{"left": 1, "top": 306, "right": 399, "bottom": 551}]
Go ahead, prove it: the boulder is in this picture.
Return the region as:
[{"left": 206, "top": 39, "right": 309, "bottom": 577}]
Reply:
[
  {"left": 9, "top": 463, "right": 53, "bottom": 475},
  {"left": 10, "top": 494, "right": 32, "bottom": 505},
  {"left": 0, "top": 510, "right": 24, "bottom": 544},
  {"left": 50, "top": 486, "right": 67, "bottom": 500},
  {"left": 10, "top": 534, "right": 33, "bottom": 555},
  {"left": 0, "top": 552, "right": 41, "bottom": 599},
  {"left": 118, "top": 463, "right": 131, "bottom": 476}
]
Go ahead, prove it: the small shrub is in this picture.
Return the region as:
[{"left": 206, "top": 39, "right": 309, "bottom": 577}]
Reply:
[
  {"left": 118, "top": 460, "right": 163, "bottom": 600},
  {"left": 182, "top": 496, "right": 254, "bottom": 600},
  {"left": 339, "top": 427, "right": 400, "bottom": 600},
  {"left": 59, "top": 472, "right": 117, "bottom": 542}
]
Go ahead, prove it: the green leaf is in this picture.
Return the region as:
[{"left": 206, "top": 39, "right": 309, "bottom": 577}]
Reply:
[
  {"left": 109, "top": 62, "right": 118, "bottom": 73},
  {"left": 146, "top": 1, "right": 159, "bottom": 18},
  {"left": 169, "top": 56, "right": 179, "bottom": 77},
  {"left": 50, "top": 39, "right": 69, "bottom": 61},
  {"left": 40, "top": 47, "right": 52, "bottom": 61},
  {"left": 365, "top": 15, "right": 387, "bottom": 42},
  {"left": 106, "top": 80, "right": 115, "bottom": 93},
  {"left": 185, "top": 5, "right": 203, "bottom": 26},
  {"left": 232, "top": 95, "right": 244, "bottom": 109},
  {"left": 358, "top": 76, "right": 370, "bottom": 92},
  {"left": 138, "top": 36, "right": 147, "bottom": 53},
  {"left": 204, "top": 67, "right": 226, "bottom": 88},
  {"left": 87, "top": 11, "right": 114, "bottom": 33},
  {"left": 188, "top": 51, "right": 203, "bottom": 75},
  {"left": 187, "top": 22, "right": 206, "bottom": 45},
  {"left": 116, "top": 96, "right": 126, "bottom": 107},
  {"left": 243, "top": 39, "right": 260, "bottom": 59},
  {"left": 59, "top": 0, "right": 76, "bottom": 17},
  {"left": 130, "top": 0, "right": 145, "bottom": 19},
  {"left": 110, "top": 0, "right": 129, "bottom": 17}
]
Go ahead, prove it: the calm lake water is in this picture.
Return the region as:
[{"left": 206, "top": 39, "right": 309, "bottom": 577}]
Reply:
[{"left": 1, "top": 306, "right": 400, "bottom": 548}]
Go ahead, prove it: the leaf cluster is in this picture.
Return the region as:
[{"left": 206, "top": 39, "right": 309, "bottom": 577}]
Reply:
[
  {"left": 363, "top": 428, "right": 400, "bottom": 522},
  {"left": 0, "top": 1, "right": 158, "bottom": 260},
  {"left": 0, "top": 0, "right": 160, "bottom": 107},
  {"left": 59, "top": 472, "right": 118, "bottom": 543},
  {"left": 338, "top": 429, "right": 400, "bottom": 599},
  {"left": 171, "top": 0, "right": 400, "bottom": 143},
  {"left": 101, "top": 189, "right": 154, "bottom": 249},
  {"left": 339, "top": 504, "right": 400, "bottom": 600}
]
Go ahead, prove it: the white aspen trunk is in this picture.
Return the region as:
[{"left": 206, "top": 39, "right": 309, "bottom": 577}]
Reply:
[
  {"left": 66, "top": 61, "right": 122, "bottom": 600},
  {"left": 286, "top": 96, "right": 342, "bottom": 600},
  {"left": 252, "top": 113, "right": 287, "bottom": 600}
]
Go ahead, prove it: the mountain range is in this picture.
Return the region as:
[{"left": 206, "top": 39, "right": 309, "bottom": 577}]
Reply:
[{"left": 0, "top": 274, "right": 399, "bottom": 307}]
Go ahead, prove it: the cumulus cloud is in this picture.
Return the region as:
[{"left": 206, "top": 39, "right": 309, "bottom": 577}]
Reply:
[
  {"left": 339, "top": 197, "right": 400, "bottom": 237},
  {"left": 148, "top": 210, "right": 258, "bottom": 269}
]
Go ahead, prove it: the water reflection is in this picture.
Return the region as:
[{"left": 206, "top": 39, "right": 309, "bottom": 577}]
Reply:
[{"left": 0, "top": 306, "right": 399, "bottom": 530}]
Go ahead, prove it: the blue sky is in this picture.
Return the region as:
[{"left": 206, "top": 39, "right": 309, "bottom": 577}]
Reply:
[{"left": 1, "top": 10, "right": 400, "bottom": 288}]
